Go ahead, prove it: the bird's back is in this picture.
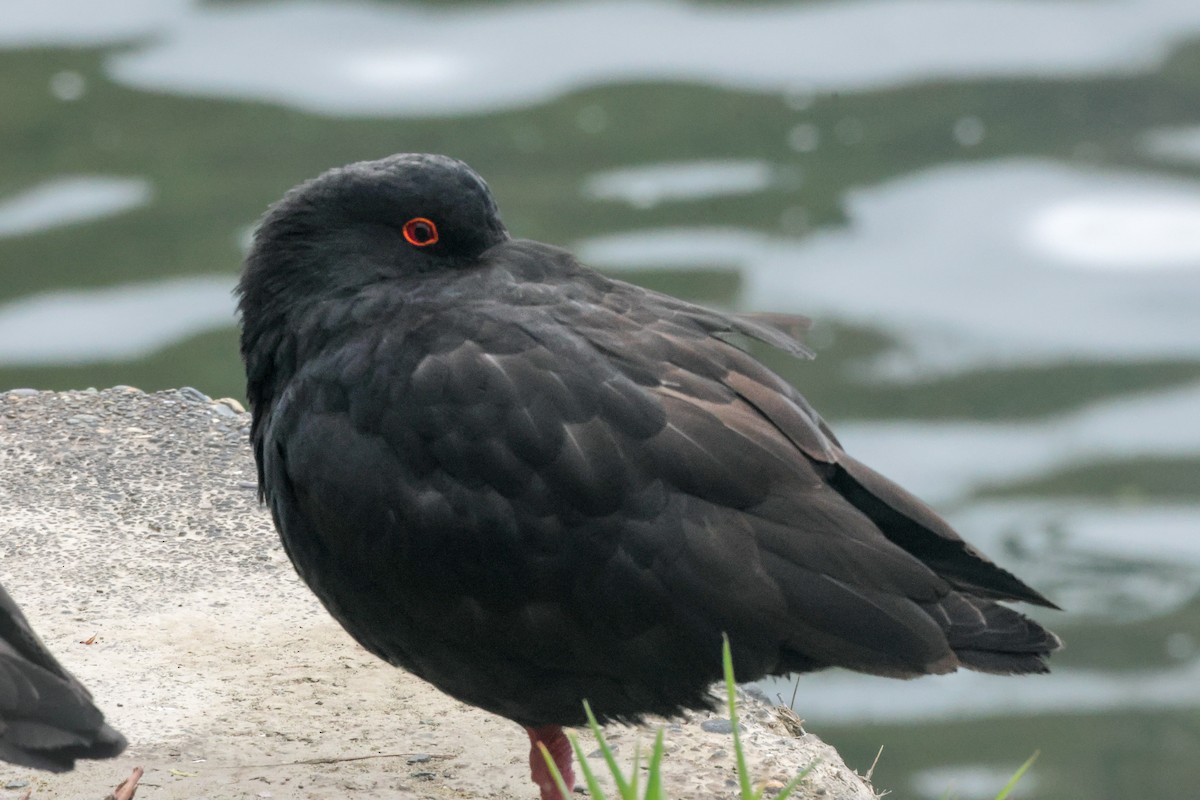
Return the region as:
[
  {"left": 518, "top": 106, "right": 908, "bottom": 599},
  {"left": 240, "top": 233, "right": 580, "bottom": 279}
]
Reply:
[{"left": 248, "top": 240, "right": 1060, "bottom": 727}]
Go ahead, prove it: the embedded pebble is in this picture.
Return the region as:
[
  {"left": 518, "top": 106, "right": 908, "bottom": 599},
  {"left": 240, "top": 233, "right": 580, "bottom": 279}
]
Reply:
[
  {"left": 216, "top": 397, "right": 246, "bottom": 413},
  {"left": 178, "top": 386, "right": 211, "bottom": 403},
  {"left": 701, "top": 718, "right": 737, "bottom": 734}
]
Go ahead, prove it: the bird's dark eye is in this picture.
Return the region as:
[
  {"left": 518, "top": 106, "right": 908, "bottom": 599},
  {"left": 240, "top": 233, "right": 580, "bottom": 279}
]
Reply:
[{"left": 402, "top": 217, "right": 439, "bottom": 247}]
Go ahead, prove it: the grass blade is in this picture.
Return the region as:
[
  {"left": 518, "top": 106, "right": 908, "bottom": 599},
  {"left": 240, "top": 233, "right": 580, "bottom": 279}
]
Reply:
[
  {"left": 560, "top": 639, "right": 828, "bottom": 800},
  {"left": 584, "top": 700, "right": 634, "bottom": 798},
  {"left": 538, "top": 742, "right": 574, "bottom": 800},
  {"left": 994, "top": 751, "right": 1039, "bottom": 800},
  {"left": 722, "top": 634, "right": 757, "bottom": 800},
  {"left": 773, "top": 760, "right": 818, "bottom": 800},
  {"left": 568, "top": 731, "right": 609, "bottom": 800},
  {"left": 643, "top": 729, "right": 667, "bottom": 800}
]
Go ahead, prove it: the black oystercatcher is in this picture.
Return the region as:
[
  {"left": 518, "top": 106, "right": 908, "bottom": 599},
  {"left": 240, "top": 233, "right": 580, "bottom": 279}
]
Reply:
[
  {"left": 0, "top": 583, "right": 126, "bottom": 771},
  {"left": 238, "top": 153, "right": 1060, "bottom": 800}
]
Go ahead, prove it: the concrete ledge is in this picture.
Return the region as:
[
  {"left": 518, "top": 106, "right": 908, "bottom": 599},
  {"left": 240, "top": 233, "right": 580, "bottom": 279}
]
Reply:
[{"left": 0, "top": 388, "right": 879, "bottom": 799}]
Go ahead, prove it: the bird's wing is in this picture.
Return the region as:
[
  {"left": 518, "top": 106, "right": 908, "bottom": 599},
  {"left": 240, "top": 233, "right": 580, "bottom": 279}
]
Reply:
[
  {"left": 568, "top": 281, "right": 1058, "bottom": 664},
  {"left": 261, "top": 288, "right": 995, "bottom": 690},
  {"left": 0, "top": 586, "right": 126, "bottom": 771},
  {"left": 552, "top": 299, "right": 964, "bottom": 672},
  {"left": 597, "top": 279, "right": 1055, "bottom": 608},
  {"left": 727, "top": 337, "right": 1054, "bottom": 606}
]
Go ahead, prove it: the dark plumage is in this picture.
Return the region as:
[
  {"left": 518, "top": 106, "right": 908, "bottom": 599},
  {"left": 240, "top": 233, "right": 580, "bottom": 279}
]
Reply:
[
  {"left": 0, "top": 583, "right": 126, "bottom": 772},
  {"left": 238, "top": 153, "right": 1060, "bottom": 799}
]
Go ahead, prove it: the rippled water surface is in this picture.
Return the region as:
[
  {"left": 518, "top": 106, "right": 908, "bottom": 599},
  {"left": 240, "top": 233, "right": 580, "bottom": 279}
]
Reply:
[{"left": 2, "top": 2, "right": 1198, "bottom": 797}]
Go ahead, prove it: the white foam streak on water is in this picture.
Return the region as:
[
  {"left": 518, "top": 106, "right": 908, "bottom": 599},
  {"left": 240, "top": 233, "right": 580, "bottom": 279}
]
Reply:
[
  {"left": 0, "top": 177, "right": 152, "bottom": 239},
  {"left": 948, "top": 502, "right": 1200, "bottom": 623},
  {"left": 0, "top": 276, "right": 236, "bottom": 366},
  {"left": 1140, "top": 124, "right": 1200, "bottom": 164},
  {"left": 0, "top": 0, "right": 189, "bottom": 46},
  {"left": 583, "top": 160, "right": 778, "bottom": 208},
  {"left": 341, "top": 51, "right": 465, "bottom": 88},
  {"left": 911, "top": 764, "right": 1038, "bottom": 800},
  {"left": 1028, "top": 196, "right": 1200, "bottom": 269},
  {"left": 834, "top": 382, "right": 1200, "bottom": 505},
  {"left": 76, "top": 0, "right": 1200, "bottom": 116},
  {"left": 757, "top": 655, "right": 1200, "bottom": 725},
  {"left": 955, "top": 502, "right": 1200, "bottom": 571}
]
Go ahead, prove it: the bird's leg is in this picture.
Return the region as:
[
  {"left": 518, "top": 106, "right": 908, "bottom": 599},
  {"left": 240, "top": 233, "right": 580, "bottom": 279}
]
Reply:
[{"left": 525, "top": 724, "right": 575, "bottom": 800}]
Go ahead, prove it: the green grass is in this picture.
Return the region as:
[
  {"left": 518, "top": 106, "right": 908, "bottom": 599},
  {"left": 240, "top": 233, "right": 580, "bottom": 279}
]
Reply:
[
  {"left": 539, "top": 635, "right": 1040, "bottom": 799},
  {"left": 993, "top": 751, "right": 1039, "bottom": 800},
  {"left": 538, "top": 635, "right": 818, "bottom": 800}
]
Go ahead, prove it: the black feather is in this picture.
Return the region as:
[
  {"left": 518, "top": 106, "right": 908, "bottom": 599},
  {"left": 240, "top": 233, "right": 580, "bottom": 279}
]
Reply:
[
  {"left": 0, "top": 584, "right": 126, "bottom": 772},
  {"left": 238, "top": 153, "right": 1061, "bottom": 729}
]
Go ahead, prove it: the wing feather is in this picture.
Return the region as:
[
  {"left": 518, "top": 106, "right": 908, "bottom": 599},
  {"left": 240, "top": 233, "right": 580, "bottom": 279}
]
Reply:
[
  {"left": 0, "top": 585, "right": 126, "bottom": 771},
  {"left": 256, "top": 243, "right": 1059, "bottom": 723}
]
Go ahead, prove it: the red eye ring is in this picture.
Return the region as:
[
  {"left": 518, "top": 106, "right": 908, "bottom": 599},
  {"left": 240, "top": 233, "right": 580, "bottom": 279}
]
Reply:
[{"left": 402, "top": 217, "right": 439, "bottom": 247}]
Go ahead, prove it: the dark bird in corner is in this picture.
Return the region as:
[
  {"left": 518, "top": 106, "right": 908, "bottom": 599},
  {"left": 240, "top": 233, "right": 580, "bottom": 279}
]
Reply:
[
  {"left": 0, "top": 583, "right": 126, "bottom": 771},
  {"left": 238, "top": 153, "right": 1061, "bottom": 800}
]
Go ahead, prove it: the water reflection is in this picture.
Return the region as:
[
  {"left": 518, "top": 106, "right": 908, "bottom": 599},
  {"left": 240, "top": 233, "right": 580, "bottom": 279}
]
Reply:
[
  {"left": 911, "top": 763, "right": 1038, "bottom": 800},
  {"left": 950, "top": 501, "right": 1200, "bottom": 619},
  {"left": 1141, "top": 124, "right": 1200, "bottom": 164},
  {"left": 95, "top": 0, "right": 1200, "bottom": 115},
  {"left": 40, "top": 156, "right": 1200, "bottom": 378},
  {"left": 0, "top": 177, "right": 152, "bottom": 239},
  {"left": 0, "top": 276, "right": 234, "bottom": 365},
  {"left": 835, "top": 381, "right": 1200, "bottom": 503},
  {"left": 759, "top": 655, "right": 1200, "bottom": 724},
  {"left": 0, "top": 0, "right": 188, "bottom": 46},
  {"left": 581, "top": 160, "right": 1200, "bottom": 371},
  {"left": 1028, "top": 194, "right": 1200, "bottom": 269},
  {"left": 583, "top": 159, "right": 778, "bottom": 208}
]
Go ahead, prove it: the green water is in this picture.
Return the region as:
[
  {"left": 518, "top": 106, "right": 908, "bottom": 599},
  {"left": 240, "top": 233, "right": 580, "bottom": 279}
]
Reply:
[{"left": 2, "top": 2, "right": 1198, "bottom": 797}]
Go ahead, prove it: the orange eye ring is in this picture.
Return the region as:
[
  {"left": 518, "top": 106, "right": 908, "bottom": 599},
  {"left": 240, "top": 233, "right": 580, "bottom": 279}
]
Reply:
[{"left": 402, "top": 217, "right": 439, "bottom": 247}]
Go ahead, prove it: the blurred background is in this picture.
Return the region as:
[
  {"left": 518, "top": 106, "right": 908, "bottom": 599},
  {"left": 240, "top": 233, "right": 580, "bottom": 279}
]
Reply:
[{"left": 2, "top": 0, "right": 1198, "bottom": 797}]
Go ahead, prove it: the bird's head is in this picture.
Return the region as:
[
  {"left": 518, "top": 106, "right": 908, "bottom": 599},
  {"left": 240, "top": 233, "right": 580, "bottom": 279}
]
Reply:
[
  {"left": 237, "top": 153, "right": 510, "bottom": 410},
  {"left": 239, "top": 153, "right": 509, "bottom": 317}
]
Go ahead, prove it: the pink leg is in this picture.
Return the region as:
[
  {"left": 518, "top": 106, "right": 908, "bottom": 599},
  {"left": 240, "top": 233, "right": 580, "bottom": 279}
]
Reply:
[{"left": 526, "top": 724, "right": 575, "bottom": 800}]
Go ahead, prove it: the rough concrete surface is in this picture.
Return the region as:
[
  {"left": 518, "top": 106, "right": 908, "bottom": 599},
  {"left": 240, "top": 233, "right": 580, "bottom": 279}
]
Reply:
[{"left": 0, "top": 388, "right": 879, "bottom": 800}]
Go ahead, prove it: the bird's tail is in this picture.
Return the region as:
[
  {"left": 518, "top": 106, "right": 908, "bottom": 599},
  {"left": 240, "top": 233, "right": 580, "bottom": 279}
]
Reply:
[{"left": 924, "top": 591, "right": 1062, "bottom": 675}]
